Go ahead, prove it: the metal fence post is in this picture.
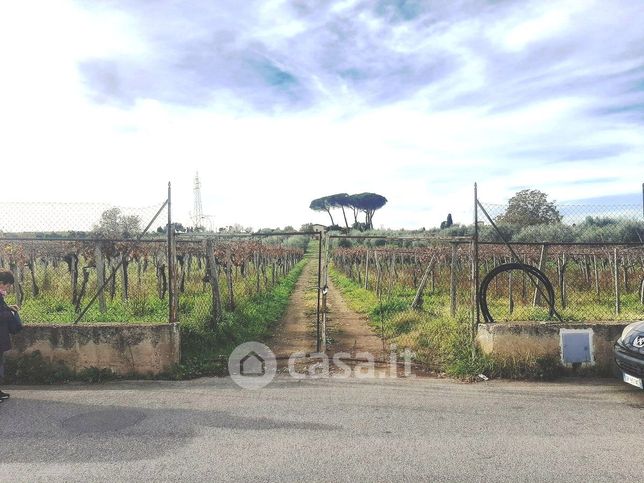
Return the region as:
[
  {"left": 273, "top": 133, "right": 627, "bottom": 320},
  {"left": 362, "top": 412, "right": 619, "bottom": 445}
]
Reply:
[
  {"left": 167, "top": 182, "right": 177, "bottom": 323},
  {"left": 474, "top": 182, "right": 480, "bottom": 326},
  {"left": 316, "top": 231, "right": 322, "bottom": 353}
]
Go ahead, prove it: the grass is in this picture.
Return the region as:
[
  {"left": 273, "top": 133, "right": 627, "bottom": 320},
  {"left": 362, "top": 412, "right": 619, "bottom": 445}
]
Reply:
[
  {"left": 4, "top": 250, "right": 305, "bottom": 325},
  {"left": 329, "top": 266, "right": 485, "bottom": 377},
  {"left": 4, "top": 260, "right": 307, "bottom": 383},
  {"left": 329, "top": 266, "right": 569, "bottom": 380},
  {"left": 173, "top": 258, "right": 307, "bottom": 379},
  {"left": 4, "top": 253, "right": 309, "bottom": 382}
]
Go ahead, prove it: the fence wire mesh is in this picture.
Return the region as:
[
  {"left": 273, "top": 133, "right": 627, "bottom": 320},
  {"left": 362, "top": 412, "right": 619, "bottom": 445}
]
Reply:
[
  {"left": 0, "top": 198, "right": 315, "bottom": 329},
  {"left": 328, "top": 236, "right": 474, "bottom": 367},
  {"left": 173, "top": 233, "right": 312, "bottom": 328},
  {"left": 477, "top": 198, "right": 644, "bottom": 323},
  {"left": 0, "top": 201, "right": 170, "bottom": 323}
]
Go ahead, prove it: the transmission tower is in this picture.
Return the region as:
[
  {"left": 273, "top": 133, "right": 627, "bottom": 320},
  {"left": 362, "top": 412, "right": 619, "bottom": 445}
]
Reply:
[{"left": 192, "top": 172, "right": 204, "bottom": 229}]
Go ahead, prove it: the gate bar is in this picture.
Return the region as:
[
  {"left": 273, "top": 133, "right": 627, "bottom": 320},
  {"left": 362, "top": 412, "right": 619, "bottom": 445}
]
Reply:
[{"left": 316, "top": 231, "right": 322, "bottom": 352}]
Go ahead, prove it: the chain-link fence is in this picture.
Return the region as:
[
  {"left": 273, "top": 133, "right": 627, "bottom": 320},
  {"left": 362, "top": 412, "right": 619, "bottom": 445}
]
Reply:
[
  {"left": 476, "top": 194, "right": 644, "bottom": 323},
  {"left": 1, "top": 234, "right": 313, "bottom": 326},
  {"left": 327, "top": 235, "right": 475, "bottom": 366},
  {"left": 0, "top": 197, "right": 170, "bottom": 323},
  {"left": 174, "top": 233, "right": 312, "bottom": 327}
]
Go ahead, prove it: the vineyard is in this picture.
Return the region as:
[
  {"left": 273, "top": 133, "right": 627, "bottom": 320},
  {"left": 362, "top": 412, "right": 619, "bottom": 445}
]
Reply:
[
  {"left": 0, "top": 236, "right": 308, "bottom": 325},
  {"left": 330, "top": 238, "right": 644, "bottom": 364}
]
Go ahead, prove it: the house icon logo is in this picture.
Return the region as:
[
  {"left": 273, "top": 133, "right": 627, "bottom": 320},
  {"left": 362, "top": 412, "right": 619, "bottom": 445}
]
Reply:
[
  {"left": 228, "top": 342, "right": 277, "bottom": 389},
  {"left": 240, "top": 351, "right": 265, "bottom": 376}
]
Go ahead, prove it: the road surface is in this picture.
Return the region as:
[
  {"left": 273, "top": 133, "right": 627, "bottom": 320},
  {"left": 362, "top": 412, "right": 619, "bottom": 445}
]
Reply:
[{"left": 0, "top": 376, "right": 642, "bottom": 481}]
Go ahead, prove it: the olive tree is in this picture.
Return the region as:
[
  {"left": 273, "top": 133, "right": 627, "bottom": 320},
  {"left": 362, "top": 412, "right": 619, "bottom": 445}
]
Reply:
[{"left": 496, "top": 189, "right": 562, "bottom": 226}]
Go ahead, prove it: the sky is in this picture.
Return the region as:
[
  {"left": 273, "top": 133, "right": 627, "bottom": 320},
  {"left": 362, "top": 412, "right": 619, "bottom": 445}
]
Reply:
[{"left": 0, "top": 0, "right": 642, "bottom": 231}]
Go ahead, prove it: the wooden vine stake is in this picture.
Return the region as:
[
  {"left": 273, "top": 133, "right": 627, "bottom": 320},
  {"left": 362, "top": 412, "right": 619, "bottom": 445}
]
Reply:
[
  {"left": 411, "top": 255, "right": 436, "bottom": 310},
  {"left": 613, "top": 248, "right": 620, "bottom": 315},
  {"left": 205, "top": 239, "right": 222, "bottom": 329},
  {"left": 592, "top": 254, "right": 600, "bottom": 299},
  {"left": 364, "top": 250, "right": 370, "bottom": 290},
  {"left": 533, "top": 244, "right": 548, "bottom": 307},
  {"left": 450, "top": 243, "right": 457, "bottom": 317},
  {"left": 225, "top": 246, "right": 235, "bottom": 310},
  {"left": 95, "top": 245, "right": 107, "bottom": 313},
  {"left": 508, "top": 270, "right": 514, "bottom": 315}
]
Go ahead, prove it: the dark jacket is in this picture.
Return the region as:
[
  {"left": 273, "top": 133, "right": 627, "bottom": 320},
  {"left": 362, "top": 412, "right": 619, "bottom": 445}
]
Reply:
[{"left": 0, "top": 295, "right": 13, "bottom": 352}]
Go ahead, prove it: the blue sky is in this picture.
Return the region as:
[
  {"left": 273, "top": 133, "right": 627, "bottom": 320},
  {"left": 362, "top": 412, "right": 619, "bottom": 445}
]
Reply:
[{"left": 0, "top": 0, "right": 642, "bottom": 230}]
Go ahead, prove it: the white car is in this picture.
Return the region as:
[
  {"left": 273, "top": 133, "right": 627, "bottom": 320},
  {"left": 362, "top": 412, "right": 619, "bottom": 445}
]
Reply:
[{"left": 614, "top": 321, "right": 644, "bottom": 389}]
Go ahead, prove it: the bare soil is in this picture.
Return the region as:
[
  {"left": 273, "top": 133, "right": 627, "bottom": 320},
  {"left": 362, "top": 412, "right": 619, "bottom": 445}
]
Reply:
[
  {"left": 270, "top": 256, "right": 318, "bottom": 357},
  {"left": 270, "top": 257, "right": 384, "bottom": 360},
  {"left": 324, "top": 274, "right": 386, "bottom": 359}
]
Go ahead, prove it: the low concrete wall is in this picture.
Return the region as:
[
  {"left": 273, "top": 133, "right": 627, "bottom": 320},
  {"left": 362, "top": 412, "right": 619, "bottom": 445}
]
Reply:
[
  {"left": 6, "top": 324, "right": 180, "bottom": 376},
  {"left": 477, "top": 322, "right": 628, "bottom": 376}
]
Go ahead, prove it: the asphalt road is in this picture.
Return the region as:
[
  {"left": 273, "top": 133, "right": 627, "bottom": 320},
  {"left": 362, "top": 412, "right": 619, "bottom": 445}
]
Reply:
[{"left": 0, "top": 375, "right": 642, "bottom": 482}]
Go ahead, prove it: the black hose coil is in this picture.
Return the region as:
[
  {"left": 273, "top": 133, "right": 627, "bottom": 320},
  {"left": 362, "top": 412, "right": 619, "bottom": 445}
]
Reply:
[{"left": 478, "top": 263, "right": 556, "bottom": 323}]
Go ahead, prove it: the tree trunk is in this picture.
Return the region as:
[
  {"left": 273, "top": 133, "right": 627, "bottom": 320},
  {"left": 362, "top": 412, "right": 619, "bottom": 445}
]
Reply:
[
  {"left": 341, "top": 206, "right": 349, "bottom": 230},
  {"left": 325, "top": 208, "right": 335, "bottom": 226}
]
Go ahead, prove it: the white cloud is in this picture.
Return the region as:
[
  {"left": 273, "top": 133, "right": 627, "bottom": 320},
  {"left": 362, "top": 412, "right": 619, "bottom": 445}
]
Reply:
[{"left": 0, "top": 0, "right": 642, "bottom": 232}]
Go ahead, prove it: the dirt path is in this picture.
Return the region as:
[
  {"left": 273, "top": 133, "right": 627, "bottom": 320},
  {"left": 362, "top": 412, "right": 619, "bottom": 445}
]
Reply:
[
  {"left": 324, "top": 274, "right": 385, "bottom": 359},
  {"left": 271, "top": 254, "right": 384, "bottom": 360},
  {"left": 270, "top": 255, "right": 319, "bottom": 357}
]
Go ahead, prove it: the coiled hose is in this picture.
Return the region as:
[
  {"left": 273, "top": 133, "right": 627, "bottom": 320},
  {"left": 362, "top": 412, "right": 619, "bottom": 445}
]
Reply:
[{"left": 478, "top": 263, "right": 556, "bottom": 323}]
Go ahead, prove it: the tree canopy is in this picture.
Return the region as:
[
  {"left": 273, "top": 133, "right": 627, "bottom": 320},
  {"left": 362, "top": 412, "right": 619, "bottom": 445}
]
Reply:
[
  {"left": 496, "top": 189, "right": 562, "bottom": 226},
  {"left": 309, "top": 192, "right": 388, "bottom": 230},
  {"left": 348, "top": 193, "right": 388, "bottom": 229},
  {"left": 309, "top": 196, "right": 336, "bottom": 226},
  {"left": 93, "top": 208, "right": 141, "bottom": 239},
  {"left": 440, "top": 213, "right": 453, "bottom": 229}
]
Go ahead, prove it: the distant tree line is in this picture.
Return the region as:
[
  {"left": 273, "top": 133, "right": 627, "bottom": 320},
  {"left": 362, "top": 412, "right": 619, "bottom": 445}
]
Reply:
[{"left": 437, "top": 189, "right": 643, "bottom": 243}]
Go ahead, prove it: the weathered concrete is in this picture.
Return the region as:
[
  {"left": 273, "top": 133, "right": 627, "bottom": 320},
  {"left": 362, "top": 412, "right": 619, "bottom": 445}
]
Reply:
[
  {"left": 477, "top": 322, "right": 628, "bottom": 375},
  {"left": 5, "top": 324, "right": 180, "bottom": 375}
]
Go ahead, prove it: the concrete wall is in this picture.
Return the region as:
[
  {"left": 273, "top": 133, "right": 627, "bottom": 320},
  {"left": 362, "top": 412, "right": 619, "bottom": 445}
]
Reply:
[
  {"left": 477, "top": 322, "right": 628, "bottom": 375},
  {"left": 6, "top": 324, "right": 181, "bottom": 376}
]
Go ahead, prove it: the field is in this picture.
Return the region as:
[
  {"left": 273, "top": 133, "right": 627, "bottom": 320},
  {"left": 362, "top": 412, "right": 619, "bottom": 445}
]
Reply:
[
  {"left": 331, "top": 241, "right": 644, "bottom": 323},
  {"left": 329, "top": 239, "right": 643, "bottom": 374},
  {"left": 0, "top": 236, "right": 309, "bottom": 325}
]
